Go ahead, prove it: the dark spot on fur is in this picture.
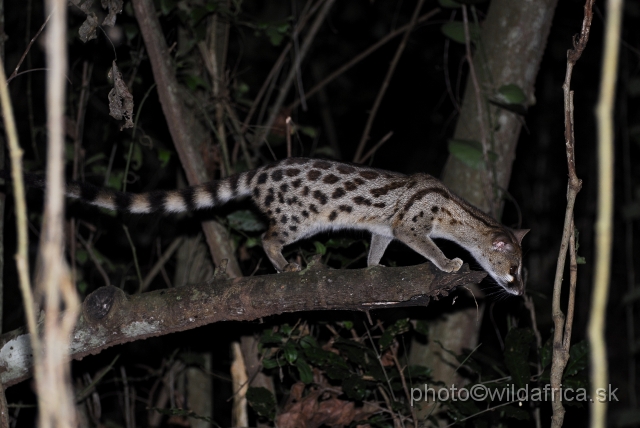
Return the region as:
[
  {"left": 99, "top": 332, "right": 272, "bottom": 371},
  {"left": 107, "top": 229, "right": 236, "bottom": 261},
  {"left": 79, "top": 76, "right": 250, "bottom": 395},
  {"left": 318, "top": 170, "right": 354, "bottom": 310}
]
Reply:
[
  {"left": 278, "top": 192, "right": 285, "bottom": 204},
  {"left": 373, "top": 202, "right": 386, "bottom": 208},
  {"left": 313, "top": 190, "right": 328, "bottom": 205},
  {"left": 308, "top": 170, "right": 322, "bottom": 181},
  {"left": 420, "top": 211, "right": 424, "bottom": 217},
  {"left": 337, "top": 164, "right": 356, "bottom": 174},
  {"left": 264, "top": 194, "right": 274, "bottom": 206},
  {"left": 289, "top": 225, "right": 298, "bottom": 232},
  {"left": 354, "top": 178, "right": 365, "bottom": 185},
  {"left": 431, "top": 206, "right": 439, "bottom": 213},
  {"left": 338, "top": 205, "right": 352, "bottom": 213},
  {"left": 450, "top": 219, "right": 458, "bottom": 225},
  {"left": 302, "top": 186, "right": 310, "bottom": 196},
  {"left": 292, "top": 215, "right": 300, "bottom": 223},
  {"left": 257, "top": 172, "right": 268, "bottom": 184},
  {"left": 360, "top": 170, "right": 379, "bottom": 180},
  {"left": 403, "top": 189, "right": 429, "bottom": 212},
  {"left": 271, "top": 231, "right": 278, "bottom": 237},
  {"left": 282, "top": 231, "right": 289, "bottom": 238},
  {"left": 280, "top": 183, "right": 289, "bottom": 193},
  {"left": 286, "top": 196, "right": 299, "bottom": 205},
  {"left": 271, "top": 169, "right": 284, "bottom": 182},
  {"left": 253, "top": 188, "right": 261, "bottom": 199},
  {"left": 245, "top": 169, "right": 258, "bottom": 185},
  {"left": 332, "top": 187, "right": 346, "bottom": 199},
  {"left": 309, "top": 204, "right": 319, "bottom": 214},
  {"left": 302, "top": 210, "right": 309, "bottom": 218},
  {"left": 275, "top": 207, "right": 281, "bottom": 214},
  {"left": 344, "top": 181, "right": 357, "bottom": 191},
  {"left": 285, "top": 168, "right": 301, "bottom": 177},
  {"left": 412, "top": 215, "right": 418, "bottom": 222},
  {"left": 323, "top": 174, "right": 340, "bottom": 184},
  {"left": 313, "top": 160, "right": 332, "bottom": 170},
  {"left": 328, "top": 211, "right": 338, "bottom": 221},
  {"left": 280, "top": 215, "right": 288, "bottom": 224},
  {"left": 353, "top": 196, "right": 372, "bottom": 206},
  {"left": 292, "top": 179, "right": 302, "bottom": 188},
  {"left": 370, "top": 181, "right": 405, "bottom": 197}
]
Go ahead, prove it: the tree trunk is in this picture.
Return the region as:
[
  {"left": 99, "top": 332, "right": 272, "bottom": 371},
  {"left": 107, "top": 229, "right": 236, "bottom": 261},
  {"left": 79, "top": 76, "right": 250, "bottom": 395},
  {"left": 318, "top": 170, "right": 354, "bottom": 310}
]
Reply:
[{"left": 409, "top": 0, "right": 558, "bottom": 419}]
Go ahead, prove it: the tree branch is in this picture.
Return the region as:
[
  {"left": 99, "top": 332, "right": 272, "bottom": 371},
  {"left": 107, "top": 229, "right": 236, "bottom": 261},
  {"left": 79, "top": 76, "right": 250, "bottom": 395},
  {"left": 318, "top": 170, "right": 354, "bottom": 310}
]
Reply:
[
  {"left": 131, "top": 0, "right": 242, "bottom": 277},
  {"left": 0, "top": 261, "right": 486, "bottom": 388}
]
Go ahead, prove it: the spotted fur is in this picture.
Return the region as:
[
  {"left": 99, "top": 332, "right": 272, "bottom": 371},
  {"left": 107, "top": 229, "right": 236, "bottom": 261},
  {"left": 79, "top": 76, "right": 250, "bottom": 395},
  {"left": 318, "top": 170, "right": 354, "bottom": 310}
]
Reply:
[{"left": 50, "top": 158, "right": 528, "bottom": 295}]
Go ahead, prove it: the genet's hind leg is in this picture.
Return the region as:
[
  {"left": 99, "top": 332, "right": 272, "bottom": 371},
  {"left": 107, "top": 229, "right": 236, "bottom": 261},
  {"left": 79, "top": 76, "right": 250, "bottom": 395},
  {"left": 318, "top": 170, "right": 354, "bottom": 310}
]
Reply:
[
  {"left": 261, "top": 227, "right": 301, "bottom": 272},
  {"left": 367, "top": 234, "right": 393, "bottom": 266},
  {"left": 393, "top": 228, "right": 463, "bottom": 272}
]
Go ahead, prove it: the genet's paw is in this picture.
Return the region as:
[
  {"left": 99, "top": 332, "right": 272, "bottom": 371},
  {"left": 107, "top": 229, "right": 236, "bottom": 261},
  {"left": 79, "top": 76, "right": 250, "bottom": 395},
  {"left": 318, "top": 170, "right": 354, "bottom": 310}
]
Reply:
[
  {"left": 443, "top": 258, "right": 463, "bottom": 273},
  {"left": 283, "top": 262, "right": 301, "bottom": 272}
]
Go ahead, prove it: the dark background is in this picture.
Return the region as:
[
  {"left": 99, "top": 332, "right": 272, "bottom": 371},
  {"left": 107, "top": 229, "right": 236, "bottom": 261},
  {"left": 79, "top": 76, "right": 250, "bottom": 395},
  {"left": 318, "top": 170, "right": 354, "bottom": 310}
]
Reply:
[{"left": 1, "top": 0, "right": 639, "bottom": 426}]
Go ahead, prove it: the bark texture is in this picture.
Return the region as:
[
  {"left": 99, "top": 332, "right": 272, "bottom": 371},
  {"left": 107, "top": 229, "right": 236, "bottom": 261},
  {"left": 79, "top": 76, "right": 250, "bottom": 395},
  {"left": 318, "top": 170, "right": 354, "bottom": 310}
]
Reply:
[{"left": 0, "top": 261, "right": 485, "bottom": 388}]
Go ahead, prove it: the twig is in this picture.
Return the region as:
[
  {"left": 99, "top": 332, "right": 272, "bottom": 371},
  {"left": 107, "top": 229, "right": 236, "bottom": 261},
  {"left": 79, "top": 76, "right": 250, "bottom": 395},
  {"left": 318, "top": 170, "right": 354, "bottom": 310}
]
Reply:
[
  {"left": 353, "top": 0, "right": 425, "bottom": 163},
  {"left": 140, "top": 237, "right": 183, "bottom": 292},
  {"left": 288, "top": 9, "right": 439, "bottom": 112},
  {"left": 589, "top": 0, "right": 621, "bottom": 426},
  {"left": 461, "top": 5, "right": 495, "bottom": 218},
  {"left": 0, "top": 2, "right": 40, "bottom": 412},
  {"left": 550, "top": 1, "right": 593, "bottom": 427},
  {"left": 254, "top": 0, "right": 336, "bottom": 147},
  {"left": 391, "top": 349, "right": 417, "bottom": 428},
  {"left": 285, "top": 117, "right": 292, "bottom": 158},
  {"left": 77, "top": 234, "right": 111, "bottom": 289},
  {"left": 240, "top": 0, "right": 322, "bottom": 135},
  {"left": 359, "top": 131, "right": 393, "bottom": 164},
  {"left": 8, "top": 10, "right": 53, "bottom": 81}
]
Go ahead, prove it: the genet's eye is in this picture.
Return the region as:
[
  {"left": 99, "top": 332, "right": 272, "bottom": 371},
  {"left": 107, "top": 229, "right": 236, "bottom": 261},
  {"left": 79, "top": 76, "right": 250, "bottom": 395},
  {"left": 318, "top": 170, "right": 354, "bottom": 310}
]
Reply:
[{"left": 509, "top": 266, "right": 518, "bottom": 276}]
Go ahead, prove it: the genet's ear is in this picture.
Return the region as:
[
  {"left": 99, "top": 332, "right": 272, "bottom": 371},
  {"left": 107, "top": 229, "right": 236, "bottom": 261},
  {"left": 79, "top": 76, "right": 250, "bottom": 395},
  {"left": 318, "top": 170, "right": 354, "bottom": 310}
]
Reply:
[
  {"left": 511, "top": 229, "right": 530, "bottom": 245},
  {"left": 492, "top": 234, "right": 515, "bottom": 252}
]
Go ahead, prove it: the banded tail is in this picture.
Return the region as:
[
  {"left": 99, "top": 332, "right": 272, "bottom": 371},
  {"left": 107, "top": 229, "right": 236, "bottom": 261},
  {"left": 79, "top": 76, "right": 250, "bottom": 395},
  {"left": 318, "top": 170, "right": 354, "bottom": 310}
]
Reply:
[{"left": 16, "top": 171, "right": 253, "bottom": 214}]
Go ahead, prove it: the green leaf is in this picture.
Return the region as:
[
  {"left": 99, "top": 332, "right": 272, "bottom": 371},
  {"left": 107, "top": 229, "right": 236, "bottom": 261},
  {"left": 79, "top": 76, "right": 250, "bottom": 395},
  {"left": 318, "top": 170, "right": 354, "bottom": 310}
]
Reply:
[
  {"left": 260, "top": 330, "right": 284, "bottom": 345},
  {"left": 415, "top": 320, "right": 429, "bottom": 337},
  {"left": 497, "top": 84, "right": 527, "bottom": 105},
  {"left": 75, "top": 249, "right": 88, "bottom": 264},
  {"left": 341, "top": 320, "right": 353, "bottom": 329},
  {"left": 299, "top": 335, "right": 318, "bottom": 350},
  {"left": 299, "top": 126, "right": 317, "bottom": 138},
  {"left": 342, "top": 374, "right": 366, "bottom": 401},
  {"left": 296, "top": 358, "right": 313, "bottom": 384},
  {"left": 245, "top": 236, "right": 261, "bottom": 248},
  {"left": 576, "top": 256, "right": 586, "bottom": 264},
  {"left": 283, "top": 342, "right": 298, "bottom": 364},
  {"left": 246, "top": 387, "right": 277, "bottom": 420},
  {"left": 503, "top": 328, "right": 534, "bottom": 389},
  {"left": 448, "top": 139, "right": 498, "bottom": 170},
  {"left": 226, "top": 210, "right": 266, "bottom": 232},
  {"left": 441, "top": 22, "right": 480, "bottom": 44},
  {"left": 380, "top": 319, "right": 410, "bottom": 350},
  {"left": 157, "top": 148, "right": 171, "bottom": 168},
  {"left": 564, "top": 340, "right": 588, "bottom": 378},
  {"left": 313, "top": 241, "right": 326, "bottom": 256},
  {"left": 262, "top": 358, "right": 280, "bottom": 370},
  {"left": 438, "top": 0, "right": 461, "bottom": 7}
]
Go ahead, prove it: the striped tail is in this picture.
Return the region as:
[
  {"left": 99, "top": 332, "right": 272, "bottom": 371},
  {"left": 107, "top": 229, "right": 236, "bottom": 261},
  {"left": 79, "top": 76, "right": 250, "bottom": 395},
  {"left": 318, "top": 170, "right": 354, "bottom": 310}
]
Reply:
[{"left": 15, "top": 171, "right": 253, "bottom": 214}]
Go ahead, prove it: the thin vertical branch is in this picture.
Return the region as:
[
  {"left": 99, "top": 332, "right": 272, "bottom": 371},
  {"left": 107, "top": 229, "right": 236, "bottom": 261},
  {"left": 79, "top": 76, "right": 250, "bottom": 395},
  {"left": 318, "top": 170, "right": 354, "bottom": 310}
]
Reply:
[
  {"left": 550, "top": 2, "right": 593, "bottom": 426},
  {"left": 0, "top": 6, "right": 40, "bottom": 396},
  {"left": 254, "top": 0, "right": 336, "bottom": 148},
  {"left": 589, "top": 0, "right": 622, "bottom": 426},
  {"left": 38, "top": 0, "right": 81, "bottom": 426},
  {"left": 353, "top": 0, "right": 425, "bottom": 163}
]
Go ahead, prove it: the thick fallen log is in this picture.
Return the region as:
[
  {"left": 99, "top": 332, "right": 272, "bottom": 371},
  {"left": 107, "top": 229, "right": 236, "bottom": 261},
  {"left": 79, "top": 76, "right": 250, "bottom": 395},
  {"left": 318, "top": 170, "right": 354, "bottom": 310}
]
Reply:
[{"left": 0, "top": 259, "right": 486, "bottom": 387}]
